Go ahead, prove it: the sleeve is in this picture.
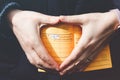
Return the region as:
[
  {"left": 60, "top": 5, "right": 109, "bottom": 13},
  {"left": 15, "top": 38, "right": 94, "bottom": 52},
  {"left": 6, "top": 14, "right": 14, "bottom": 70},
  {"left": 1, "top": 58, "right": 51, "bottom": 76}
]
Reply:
[
  {"left": 0, "top": 0, "right": 21, "bottom": 38},
  {"left": 113, "top": 0, "right": 120, "bottom": 10}
]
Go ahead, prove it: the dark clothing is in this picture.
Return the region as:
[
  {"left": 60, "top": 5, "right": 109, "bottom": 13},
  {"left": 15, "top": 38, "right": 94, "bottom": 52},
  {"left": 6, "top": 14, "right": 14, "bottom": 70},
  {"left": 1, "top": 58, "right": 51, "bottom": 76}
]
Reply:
[{"left": 0, "top": 0, "right": 120, "bottom": 80}]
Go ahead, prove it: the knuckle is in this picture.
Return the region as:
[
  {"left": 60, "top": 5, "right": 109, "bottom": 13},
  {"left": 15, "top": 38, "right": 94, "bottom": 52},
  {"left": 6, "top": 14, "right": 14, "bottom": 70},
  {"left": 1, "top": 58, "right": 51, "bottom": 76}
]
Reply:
[
  {"left": 24, "top": 38, "right": 36, "bottom": 47},
  {"left": 33, "top": 42, "right": 40, "bottom": 48},
  {"left": 40, "top": 56, "right": 47, "bottom": 61},
  {"left": 36, "top": 60, "right": 41, "bottom": 65},
  {"left": 23, "top": 39, "right": 32, "bottom": 46},
  {"left": 29, "top": 60, "right": 35, "bottom": 65},
  {"left": 39, "top": 56, "right": 53, "bottom": 66}
]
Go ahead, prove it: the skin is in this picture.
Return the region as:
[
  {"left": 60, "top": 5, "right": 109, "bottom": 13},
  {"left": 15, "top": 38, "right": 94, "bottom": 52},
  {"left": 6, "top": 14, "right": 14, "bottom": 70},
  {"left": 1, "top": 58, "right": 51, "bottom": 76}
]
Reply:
[
  {"left": 59, "top": 11, "right": 119, "bottom": 75},
  {"left": 8, "top": 10, "right": 59, "bottom": 71}
]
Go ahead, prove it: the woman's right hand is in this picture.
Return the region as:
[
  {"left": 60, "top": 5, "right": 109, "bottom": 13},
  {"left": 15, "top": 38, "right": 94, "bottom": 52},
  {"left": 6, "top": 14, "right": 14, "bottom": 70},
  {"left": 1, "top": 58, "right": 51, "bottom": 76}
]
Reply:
[{"left": 8, "top": 10, "right": 59, "bottom": 71}]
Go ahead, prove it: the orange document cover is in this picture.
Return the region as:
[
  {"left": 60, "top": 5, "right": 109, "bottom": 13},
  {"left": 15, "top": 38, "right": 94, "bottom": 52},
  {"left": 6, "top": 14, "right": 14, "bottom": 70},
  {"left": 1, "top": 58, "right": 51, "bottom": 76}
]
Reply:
[{"left": 38, "top": 23, "right": 112, "bottom": 72}]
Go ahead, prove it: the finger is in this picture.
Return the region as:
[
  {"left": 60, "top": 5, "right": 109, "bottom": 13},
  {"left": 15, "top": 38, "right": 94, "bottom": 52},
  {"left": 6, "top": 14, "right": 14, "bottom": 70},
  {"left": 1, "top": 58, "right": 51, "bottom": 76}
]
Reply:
[
  {"left": 59, "top": 44, "right": 94, "bottom": 75},
  {"left": 59, "top": 63, "right": 75, "bottom": 75},
  {"left": 29, "top": 49, "right": 55, "bottom": 69},
  {"left": 60, "top": 29, "right": 110, "bottom": 74},
  {"left": 38, "top": 13, "right": 60, "bottom": 24},
  {"left": 77, "top": 48, "right": 102, "bottom": 72},
  {"left": 59, "top": 28, "right": 101, "bottom": 73},
  {"left": 33, "top": 38, "right": 59, "bottom": 70},
  {"left": 73, "top": 49, "right": 95, "bottom": 72},
  {"left": 61, "top": 41, "right": 100, "bottom": 74},
  {"left": 59, "top": 32, "right": 91, "bottom": 71},
  {"left": 21, "top": 23, "right": 59, "bottom": 70},
  {"left": 78, "top": 59, "right": 91, "bottom": 72},
  {"left": 25, "top": 47, "right": 59, "bottom": 72},
  {"left": 75, "top": 36, "right": 109, "bottom": 72},
  {"left": 23, "top": 47, "right": 51, "bottom": 70},
  {"left": 60, "top": 15, "right": 85, "bottom": 24}
]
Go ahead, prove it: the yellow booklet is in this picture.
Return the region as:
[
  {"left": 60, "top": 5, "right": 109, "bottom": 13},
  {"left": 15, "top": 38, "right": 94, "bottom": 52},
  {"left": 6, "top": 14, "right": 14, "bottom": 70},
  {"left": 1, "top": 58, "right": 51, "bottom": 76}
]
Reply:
[{"left": 38, "top": 23, "right": 112, "bottom": 72}]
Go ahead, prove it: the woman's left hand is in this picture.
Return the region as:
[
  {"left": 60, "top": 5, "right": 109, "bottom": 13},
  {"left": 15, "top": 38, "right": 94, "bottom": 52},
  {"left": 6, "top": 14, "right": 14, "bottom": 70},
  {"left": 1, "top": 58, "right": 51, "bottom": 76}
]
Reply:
[{"left": 59, "top": 11, "right": 119, "bottom": 75}]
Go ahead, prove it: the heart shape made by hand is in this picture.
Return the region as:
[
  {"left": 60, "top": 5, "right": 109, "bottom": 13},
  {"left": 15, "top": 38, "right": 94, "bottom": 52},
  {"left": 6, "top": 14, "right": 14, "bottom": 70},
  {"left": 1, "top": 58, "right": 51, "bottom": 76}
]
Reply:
[{"left": 40, "top": 23, "right": 82, "bottom": 65}]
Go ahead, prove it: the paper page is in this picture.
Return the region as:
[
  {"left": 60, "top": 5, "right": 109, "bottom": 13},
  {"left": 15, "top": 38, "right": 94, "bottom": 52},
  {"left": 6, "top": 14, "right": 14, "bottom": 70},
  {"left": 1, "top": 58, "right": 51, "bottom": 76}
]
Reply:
[
  {"left": 38, "top": 23, "right": 112, "bottom": 72},
  {"left": 40, "top": 24, "right": 74, "bottom": 65}
]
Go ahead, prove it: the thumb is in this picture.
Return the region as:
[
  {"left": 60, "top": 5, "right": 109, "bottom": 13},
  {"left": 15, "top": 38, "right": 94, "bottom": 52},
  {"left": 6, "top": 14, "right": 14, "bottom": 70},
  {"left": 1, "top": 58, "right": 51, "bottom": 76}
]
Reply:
[
  {"left": 38, "top": 13, "right": 60, "bottom": 24},
  {"left": 60, "top": 15, "right": 85, "bottom": 24}
]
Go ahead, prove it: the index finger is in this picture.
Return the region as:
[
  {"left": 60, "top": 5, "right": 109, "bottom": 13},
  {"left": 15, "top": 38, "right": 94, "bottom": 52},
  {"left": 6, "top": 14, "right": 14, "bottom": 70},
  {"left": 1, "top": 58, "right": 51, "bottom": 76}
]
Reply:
[{"left": 59, "top": 32, "right": 91, "bottom": 71}]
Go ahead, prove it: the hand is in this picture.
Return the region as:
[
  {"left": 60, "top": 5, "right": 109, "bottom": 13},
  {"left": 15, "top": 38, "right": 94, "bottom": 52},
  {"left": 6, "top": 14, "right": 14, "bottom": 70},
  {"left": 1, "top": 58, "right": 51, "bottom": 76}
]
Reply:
[
  {"left": 8, "top": 10, "right": 59, "bottom": 71},
  {"left": 59, "top": 11, "right": 119, "bottom": 75}
]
